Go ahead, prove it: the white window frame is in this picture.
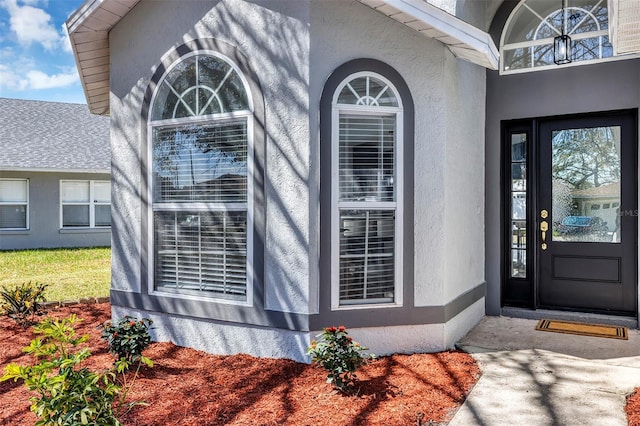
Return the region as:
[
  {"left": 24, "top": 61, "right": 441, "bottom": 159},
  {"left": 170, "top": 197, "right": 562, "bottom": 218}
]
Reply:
[
  {"left": 500, "top": 0, "right": 640, "bottom": 75},
  {"left": 0, "top": 178, "right": 29, "bottom": 230},
  {"left": 147, "top": 50, "right": 254, "bottom": 307},
  {"left": 330, "top": 71, "right": 404, "bottom": 310},
  {"left": 59, "top": 180, "right": 111, "bottom": 229}
]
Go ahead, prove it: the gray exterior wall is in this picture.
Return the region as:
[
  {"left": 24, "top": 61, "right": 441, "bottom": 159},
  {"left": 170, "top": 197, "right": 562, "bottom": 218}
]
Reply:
[
  {"left": 0, "top": 171, "right": 111, "bottom": 250},
  {"left": 108, "top": 0, "right": 488, "bottom": 359},
  {"left": 485, "top": 2, "right": 640, "bottom": 315}
]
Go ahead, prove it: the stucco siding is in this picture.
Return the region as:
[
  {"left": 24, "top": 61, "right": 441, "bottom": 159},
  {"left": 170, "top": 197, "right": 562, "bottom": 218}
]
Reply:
[
  {"left": 0, "top": 171, "right": 111, "bottom": 250},
  {"left": 443, "top": 57, "right": 487, "bottom": 303},
  {"left": 310, "top": 0, "right": 450, "bottom": 308},
  {"left": 110, "top": 0, "right": 313, "bottom": 313}
]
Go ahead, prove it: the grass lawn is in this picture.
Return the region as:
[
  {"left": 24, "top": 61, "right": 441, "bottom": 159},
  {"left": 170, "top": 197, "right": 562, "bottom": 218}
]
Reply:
[{"left": 0, "top": 247, "right": 110, "bottom": 302}]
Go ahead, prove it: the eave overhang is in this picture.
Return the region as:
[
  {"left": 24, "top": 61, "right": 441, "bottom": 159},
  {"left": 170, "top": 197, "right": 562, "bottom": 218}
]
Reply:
[
  {"left": 65, "top": 0, "right": 141, "bottom": 116},
  {"left": 358, "top": 0, "right": 499, "bottom": 70}
]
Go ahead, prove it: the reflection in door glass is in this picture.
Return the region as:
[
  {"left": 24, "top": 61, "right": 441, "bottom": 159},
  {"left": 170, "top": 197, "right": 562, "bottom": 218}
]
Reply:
[
  {"left": 511, "top": 133, "right": 527, "bottom": 278},
  {"left": 552, "top": 126, "right": 621, "bottom": 243}
]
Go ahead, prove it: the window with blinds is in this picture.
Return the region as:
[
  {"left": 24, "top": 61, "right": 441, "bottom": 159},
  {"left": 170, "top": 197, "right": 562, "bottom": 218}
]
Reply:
[
  {"left": 0, "top": 179, "right": 28, "bottom": 229},
  {"left": 150, "top": 52, "right": 252, "bottom": 303},
  {"left": 332, "top": 72, "right": 402, "bottom": 308},
  {"left": 60, "top": 180, "right": 111, "bottom": 228}
]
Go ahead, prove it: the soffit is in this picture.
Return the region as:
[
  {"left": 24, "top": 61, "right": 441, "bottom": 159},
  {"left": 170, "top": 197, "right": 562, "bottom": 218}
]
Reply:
[
  {"left": 358, "top": 0, "right": 499, "bottom": 70},
  {"left": 610, "top": 0, "right": 640, "bottom": 56},
  {"left": 66, "top": 0, "right": 141, "bottom": 116}
]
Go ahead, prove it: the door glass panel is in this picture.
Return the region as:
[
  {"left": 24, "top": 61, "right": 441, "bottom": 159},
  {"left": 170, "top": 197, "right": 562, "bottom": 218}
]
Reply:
[
  {"left": 510, "top": 132, "right": 527, "bottom": 278},
  {"left": 552, "top": 126, "right": 621, "bottom": 243}
]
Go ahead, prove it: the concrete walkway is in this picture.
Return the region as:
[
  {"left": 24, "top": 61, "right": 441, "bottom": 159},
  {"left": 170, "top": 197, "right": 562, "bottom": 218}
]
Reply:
[{"left": 450, "top": 316, "right": 640, "bottom": 426}]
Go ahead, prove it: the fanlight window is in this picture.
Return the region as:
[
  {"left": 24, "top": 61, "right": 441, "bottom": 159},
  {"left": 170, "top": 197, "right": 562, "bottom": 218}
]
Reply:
[
  {"left": 337, "top": 75, "right": 399, "bottom": 107},
  {"left": 501, "top": 0, "right": 612, "bottom": 73},
  {"left": 152, "top": 54, "right": 249, "bottom": 120},
  {"left": 150, "top": 53, "right": 252, "bottom": 303}
]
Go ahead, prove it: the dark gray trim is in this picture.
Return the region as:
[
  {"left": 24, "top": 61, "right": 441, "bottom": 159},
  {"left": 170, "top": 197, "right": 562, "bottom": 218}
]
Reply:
[
  {"left": 110, "top": 290, "right": 308, "bottom": 331},
  {"left": 112, "top": 281, "right": 486, "bottom": 331},
  {"left": 134, "top": 38, "right": 267, "bottom": 325},
  {"left": 311, "top": 282, "right": 486, "bottom": 329}
]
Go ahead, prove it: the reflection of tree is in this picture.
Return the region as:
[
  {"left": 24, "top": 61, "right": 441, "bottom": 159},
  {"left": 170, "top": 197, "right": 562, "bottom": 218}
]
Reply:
[
  {"left": 153, "top": 122, "right": 247, "bottom": 201},
  {"left": 552, "top": 127, "right": 620, "bottom": 190},
  {"left": 552, "top": 178, "right": 572, "bottom": 225}
]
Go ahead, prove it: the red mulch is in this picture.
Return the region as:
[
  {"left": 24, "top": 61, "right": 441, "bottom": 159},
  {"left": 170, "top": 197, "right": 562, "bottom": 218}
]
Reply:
[
  {"left": 0, "top": 303, "right": 480, "bottom": 425},
  {"left": 627, "top": 389, "right": 640, "bottom": 425}
]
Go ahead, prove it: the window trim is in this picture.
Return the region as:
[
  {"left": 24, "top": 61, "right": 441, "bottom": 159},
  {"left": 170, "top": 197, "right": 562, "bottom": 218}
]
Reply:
[
  {"left": 147, "top": 50, "right": 255, "bottom": 307},
  {"left": 330, "top": 72, "right": 404, "bottom": 311},
  {"left": 0, "top": 178, "right": 29, "bottom": 230},
  {"left": 59, "top": 179, "right": 111, "bottom": 229}
]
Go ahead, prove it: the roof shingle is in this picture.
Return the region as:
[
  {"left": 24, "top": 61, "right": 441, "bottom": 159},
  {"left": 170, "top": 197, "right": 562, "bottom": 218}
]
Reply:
[{"left": 0, "top": 98, "right": 110, "bottom": 172}]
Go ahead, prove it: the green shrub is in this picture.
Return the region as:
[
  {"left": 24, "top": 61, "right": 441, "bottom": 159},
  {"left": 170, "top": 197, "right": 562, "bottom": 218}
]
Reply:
[
  {"left": 307, "top": 325, "right": 375, "bottom": 393},
  {"left": 100, "top": 316, "right": 153, "bottom": 366},
  {"left": 0, "top": 281, "right": 48, "bottom": 326},
  {"left": 1, "top": 315, "right": 153, "bottom": 426}
]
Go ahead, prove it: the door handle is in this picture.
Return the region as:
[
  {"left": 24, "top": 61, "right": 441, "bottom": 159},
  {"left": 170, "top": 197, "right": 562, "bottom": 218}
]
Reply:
[{"left": 540, "top": 220, "right": 548, "bottom": 250}]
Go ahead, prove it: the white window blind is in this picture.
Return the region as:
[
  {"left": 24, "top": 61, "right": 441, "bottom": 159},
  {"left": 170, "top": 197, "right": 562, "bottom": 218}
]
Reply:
[
  {"left": 336, "top": 109, "right": 399, "bottom": 306},
  {"left": 155, "top": 210, "right": 247, "bottom": 299},
  {"left": 60, "top": 180, "right": 111, "bottom": 228},
  {"left": 0, "top": 179, "right": 28, "bottom": 229}
]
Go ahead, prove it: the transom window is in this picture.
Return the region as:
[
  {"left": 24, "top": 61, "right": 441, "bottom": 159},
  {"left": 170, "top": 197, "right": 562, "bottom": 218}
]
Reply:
[
  {"left": 331, "top": 72, "right": 403, "bottom": 308},
  {"left": 501, "top": 0, "right": 612, "bottom": 73},
  {"left": 0, "top": 179, "right": 28, "bottom": 230},
  {"left": 60, "top": 180, "right": 111, "bottom": 228},
  {"left": 150, "top": 52, "right": 253, "bottom": 303}
]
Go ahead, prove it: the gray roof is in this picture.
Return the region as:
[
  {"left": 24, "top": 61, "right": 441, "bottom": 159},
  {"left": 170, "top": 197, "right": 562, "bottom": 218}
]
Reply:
[{"left": 0, "top": 97, "right": 110, "bottom": 172}]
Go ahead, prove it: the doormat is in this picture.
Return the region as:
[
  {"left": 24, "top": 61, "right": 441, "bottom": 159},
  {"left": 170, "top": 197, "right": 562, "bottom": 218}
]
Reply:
[{"left": 535, "top": 319, "right": 628, "bottom": 340}]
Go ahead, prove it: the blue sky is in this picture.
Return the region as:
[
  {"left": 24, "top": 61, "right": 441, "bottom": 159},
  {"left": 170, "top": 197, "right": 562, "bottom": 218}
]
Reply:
[{"left": 0, "top": 0, "right": 86, "bottom": 104}]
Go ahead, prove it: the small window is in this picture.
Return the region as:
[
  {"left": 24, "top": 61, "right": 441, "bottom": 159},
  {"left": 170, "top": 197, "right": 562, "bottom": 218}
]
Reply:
[
  {"left": 591, "top": 204, "right": 600, "bottom": 210},
  {"left": 0, "top": 179, "right": 28, "bottom": 229},
  {"left": 603, "top": 203, "right": 611, "bottom": 209},
  {"left": 60, "top": 180, "right": 111, "bottom": 228},
  {"left": 331, "top": 72, "right": 403, "bottom": 308}
]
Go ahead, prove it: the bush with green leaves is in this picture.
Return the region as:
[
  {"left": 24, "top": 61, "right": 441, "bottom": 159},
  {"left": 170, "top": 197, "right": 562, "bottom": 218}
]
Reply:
[
  {"left": 0, "top": 315, "right": 153, "bottom": 426},
  {"left": 100, "top": 316, "right": 153, "bottom": 365},
  {"left": 0, "top": 281, "right": 48, "bottom": 326},
  {"left": 307, "top": 325, "right": 375, "bottom": 393}
]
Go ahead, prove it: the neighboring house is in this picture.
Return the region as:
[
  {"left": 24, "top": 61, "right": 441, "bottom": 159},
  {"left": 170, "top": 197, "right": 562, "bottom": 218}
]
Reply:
[
  {"left": 0, "top": 98, "right": 111, "bottom": 250},
  {"left": 66, "top": 0, "right": 640, "bottom": 362}
]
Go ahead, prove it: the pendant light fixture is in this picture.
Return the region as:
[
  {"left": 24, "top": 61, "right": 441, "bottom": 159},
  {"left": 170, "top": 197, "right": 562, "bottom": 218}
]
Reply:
[{"left": 554, "top": 0, "right": 572, "bottom": 65}]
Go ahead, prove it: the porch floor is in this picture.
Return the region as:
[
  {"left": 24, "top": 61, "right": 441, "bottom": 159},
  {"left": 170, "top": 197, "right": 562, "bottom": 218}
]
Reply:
[{"left": 450, "top": 315, "right": 640, "bottom": 425}]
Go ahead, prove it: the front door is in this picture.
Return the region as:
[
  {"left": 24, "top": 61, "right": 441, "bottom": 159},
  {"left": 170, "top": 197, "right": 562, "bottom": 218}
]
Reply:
[{"left": 503, "top": 111, "right": 637, "bottom": 315}]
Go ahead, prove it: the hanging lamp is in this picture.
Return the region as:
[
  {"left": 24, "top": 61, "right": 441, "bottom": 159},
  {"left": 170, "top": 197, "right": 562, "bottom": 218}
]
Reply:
[{"left": 554, "top": 0, "right": 573, "bottom": 64}]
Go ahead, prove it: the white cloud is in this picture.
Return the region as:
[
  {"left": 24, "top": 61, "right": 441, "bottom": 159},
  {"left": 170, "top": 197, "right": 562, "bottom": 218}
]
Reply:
[
  {"left": 0, "top": 63, "right": 78, "bottom": 91},
  {"left": 26, "top": 69, "right": 78, "bottom": 89},
  {"left": 0, "top": 0, "right": 67, "bottom": 51},
  {"left": 60, "top": 22, "right": 72, "bottom": 53}
]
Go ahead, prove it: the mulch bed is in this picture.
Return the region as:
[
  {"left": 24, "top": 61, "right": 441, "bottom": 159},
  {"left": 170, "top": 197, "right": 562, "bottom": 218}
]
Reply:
[
  {"left": 0, "top": 303, "right": 480, "bottom": 425},
  {"left": 627, "top": 390, "right": 640, "bottom": 425}
]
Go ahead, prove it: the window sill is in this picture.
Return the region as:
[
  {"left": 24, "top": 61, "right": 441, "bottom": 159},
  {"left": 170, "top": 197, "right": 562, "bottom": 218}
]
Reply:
[
  {"left": 0, "top": 229, "right": 30, "bottom": 235},
  {"left": 331, "top": 302, "right": 402, "bottom": 311},
  {"left": 59, "top": 228, "right": 111, "bottom": 234}
]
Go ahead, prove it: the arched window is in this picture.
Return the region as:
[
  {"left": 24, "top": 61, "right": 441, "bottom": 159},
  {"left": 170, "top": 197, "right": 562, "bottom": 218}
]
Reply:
[
  {"left": 501, "top": 0, "right": 612, "bottom": 73},
  {"left": 149, "top": 52, "right": 253, "bottom": 303},
  {"left": 331, "top": 72, "right": 403, "bottom": 308}
]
